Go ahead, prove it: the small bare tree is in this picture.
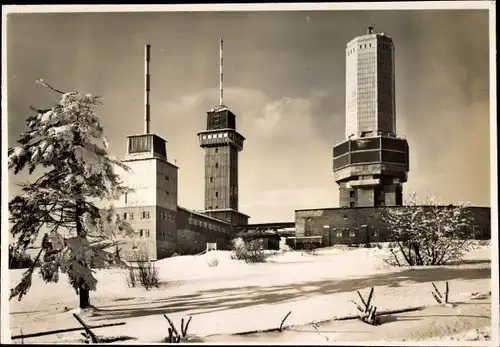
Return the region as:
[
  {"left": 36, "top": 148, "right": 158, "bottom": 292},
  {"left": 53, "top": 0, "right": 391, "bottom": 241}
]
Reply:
[{"left": 382, "top": 192, "right": 474, "bottom": 266}]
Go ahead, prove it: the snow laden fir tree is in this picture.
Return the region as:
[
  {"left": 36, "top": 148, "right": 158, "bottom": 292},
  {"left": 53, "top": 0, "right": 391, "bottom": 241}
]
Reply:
[{"left": 8, "top": 80, "right": 133, "bottom": 309}]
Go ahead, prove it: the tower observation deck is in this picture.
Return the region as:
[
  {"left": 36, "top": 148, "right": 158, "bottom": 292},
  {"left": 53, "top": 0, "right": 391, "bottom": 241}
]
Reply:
[{"left": 333, "top": 27, "right": 409, "bottom": 207}]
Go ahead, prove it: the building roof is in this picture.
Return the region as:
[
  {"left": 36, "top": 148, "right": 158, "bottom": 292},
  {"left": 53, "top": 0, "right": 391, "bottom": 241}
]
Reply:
[{"left": 177, "top": 206, "right": 232, "bottom": 225}]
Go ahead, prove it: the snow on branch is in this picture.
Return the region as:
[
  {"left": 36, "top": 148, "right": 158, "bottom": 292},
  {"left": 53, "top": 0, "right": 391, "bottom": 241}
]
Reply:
[{"left": 36, "top": 79, "right": 66, "bottom": 94}]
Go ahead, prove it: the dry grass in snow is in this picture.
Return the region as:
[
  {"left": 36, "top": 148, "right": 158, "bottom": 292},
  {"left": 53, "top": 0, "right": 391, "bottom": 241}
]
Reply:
[{"left": 8, "top": 245, "right": 492, "bottom": 344}]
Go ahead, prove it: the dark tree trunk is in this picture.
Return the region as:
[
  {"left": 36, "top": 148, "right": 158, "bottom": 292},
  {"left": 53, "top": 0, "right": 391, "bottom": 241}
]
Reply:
[
  {"left": 76, "top": 199, "right": 90, "bottom": 309},
  {"left": 79, "top": 286, "right": 90, "bottom": 309}
]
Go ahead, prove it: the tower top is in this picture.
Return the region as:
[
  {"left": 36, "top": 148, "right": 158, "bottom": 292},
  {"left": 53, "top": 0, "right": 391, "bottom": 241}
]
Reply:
[{"left": 367, "top": 26, "right": 374, "bottom": 34}]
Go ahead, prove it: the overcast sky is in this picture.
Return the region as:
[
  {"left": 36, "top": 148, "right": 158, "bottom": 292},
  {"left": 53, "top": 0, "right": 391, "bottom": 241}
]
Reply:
[{"left": 6, "top": 9, "right": 491, "bottom": 223}]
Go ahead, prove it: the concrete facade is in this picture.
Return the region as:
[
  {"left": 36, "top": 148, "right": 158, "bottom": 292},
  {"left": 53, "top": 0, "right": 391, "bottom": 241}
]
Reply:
[{"left": 345, "top": 27, "right": 395, "bottom": 139}]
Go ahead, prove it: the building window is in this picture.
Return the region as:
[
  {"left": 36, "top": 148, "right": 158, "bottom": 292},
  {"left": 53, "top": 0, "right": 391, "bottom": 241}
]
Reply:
[
  {"left": 349, "top": 229, "right": 356, "bottom": 237},
  {"left": 336, "top": 230, "right": 342, "bottom": 237},
  {"left": 349, "top": 191, "right": 355, "bottom": 198},
  {"left": 139, "top": 229, "right": 150, "bottom": 237},
  {"left": 210, "top": 177, "right": 214, "bottom": 183},
  {"left": 350, "top": 202, "right": 355, "bottom": 208},
  {"left": 142, "top": 211, "right": 150, "bottom": 219},
  {"left": 215, "top": 205, "right": 219, "bottom": 209},
  {"left": 123, "top": 212, "right": 128, "bottom": 220},
  {"left": 129, "top": 212, "right": 134, "bottom": 220},
  {"left": 373, "top": 229, "right": 379, "bottom": 237},
  {"left": 124, "top": 192, "right": 128, "bottom": 204}
]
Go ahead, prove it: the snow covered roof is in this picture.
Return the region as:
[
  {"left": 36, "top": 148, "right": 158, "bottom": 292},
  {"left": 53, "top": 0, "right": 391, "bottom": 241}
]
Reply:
[{"left": 208, "top": 104, "right": 229, "bottom": 113}]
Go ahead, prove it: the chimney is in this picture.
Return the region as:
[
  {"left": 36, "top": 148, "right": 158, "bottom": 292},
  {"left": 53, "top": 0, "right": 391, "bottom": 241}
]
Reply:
[{"left": 144, "top": 44, "right": 151, "bottom": 134}]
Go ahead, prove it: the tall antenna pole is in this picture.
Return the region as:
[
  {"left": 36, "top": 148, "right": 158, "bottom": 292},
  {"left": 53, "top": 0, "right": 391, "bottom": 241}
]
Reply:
[
  {"left": 144, "top": 44, "right": 151, "bottom": 134},
  {"left": 219, "top": 37, "right": 224, "bottom": 106}
]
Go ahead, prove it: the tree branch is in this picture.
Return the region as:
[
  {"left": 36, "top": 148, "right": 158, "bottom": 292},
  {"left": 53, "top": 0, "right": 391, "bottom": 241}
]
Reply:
[{"left": 36, "top": 79, "right": 66, "bottom": 94}]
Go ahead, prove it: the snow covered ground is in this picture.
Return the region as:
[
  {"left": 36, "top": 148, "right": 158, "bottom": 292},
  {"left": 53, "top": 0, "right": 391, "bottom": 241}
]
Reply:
[{"left": 8, "top": 244, "right": 492, "bottom": 344}]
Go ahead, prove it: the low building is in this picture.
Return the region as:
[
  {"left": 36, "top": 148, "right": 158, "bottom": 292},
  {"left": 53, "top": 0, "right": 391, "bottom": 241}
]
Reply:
[{"left": 294, "top": 206, "right": 491, "bottom": 248}]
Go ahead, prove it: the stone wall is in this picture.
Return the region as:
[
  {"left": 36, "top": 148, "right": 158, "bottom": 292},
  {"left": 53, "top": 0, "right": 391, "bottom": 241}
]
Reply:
[
  {"left": 295, "top": 206, "right": 491, "bottom": 247},
  {"left": 175, "top": 207, "right": 233, "bottom": 255}
]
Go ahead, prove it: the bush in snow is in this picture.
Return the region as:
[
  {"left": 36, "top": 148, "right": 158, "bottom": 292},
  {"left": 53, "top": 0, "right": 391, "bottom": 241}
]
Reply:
[
  {"left": 231, "top": 238, "right": 268, "bottom": 263},
  {"left": 8, "top": 80, "right": 133, "bottom": 308},
  {"left": 125, "top": 250, "right": 160, "bottom": 289},
  {"left": 382, "top": 192, "right": 475, "bottom": 266},
  {"left": 207, "top": 257, "right": 220, "bottom": 267},
  {"left": 8, "top": 245, "right": 35, "bottom": 269},
  {"left": 304, "top": 242, "right": 318, "bottom": 256}
]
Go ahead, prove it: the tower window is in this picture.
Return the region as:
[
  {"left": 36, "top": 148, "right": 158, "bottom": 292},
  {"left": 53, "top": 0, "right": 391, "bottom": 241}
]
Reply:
[
  {"left": 349, "top": 230, "right": 356, "bottom": 237},
  {"left": 202, "top": 135, "right": 207, "bottom": 139},
  {"left": 336, "top": 230, "right": 342, "bottom": 237},
  {"left": 223, "top": 133, "right": 228, "bottom": 138},
  {"left": 210, "top": 177, "right": 214, "bottom": 183},
  {"left": 165, "top": 175, "right": 169, "bottom": 181},
  {"left": 208, "top": 134, "right": 213, "bottom": 139},
  {"left": 215, "top": 148, "right": 218, "bottom": 153},
  {"left": 215, "top": 163, "right": 219, "bottom": 168},
  {"left": 124, "top": 192, "right": 128, "bottom": 204},
  {"left": 215, "top": 191, "right": 218, "bottom": 197}
]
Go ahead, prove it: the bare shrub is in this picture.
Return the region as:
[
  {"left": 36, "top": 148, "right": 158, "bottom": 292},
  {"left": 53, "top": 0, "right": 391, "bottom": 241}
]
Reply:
[
  {"left": 207, "top": 257, "right": 220, "bottom": 267},
  {"left": 231, "top": 238, "right": 268, "bottom": 263},
  {"left": 304, "top": 243, "right": 318, "bottom": 256},
  {"left": 125, "top": 250, "right": 160, "bottom": 289},
  {"left": 382, "top": 192, "right": 475, "bottom": 266}
]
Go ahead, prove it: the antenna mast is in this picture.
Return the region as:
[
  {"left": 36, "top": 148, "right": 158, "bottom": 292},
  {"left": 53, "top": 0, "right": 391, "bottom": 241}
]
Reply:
[
  {"left": 144, "top": 44, "right": 151, "bottom": 134},
  {"left": 219, "top": 37, "right": 224, "bottom": 106}
]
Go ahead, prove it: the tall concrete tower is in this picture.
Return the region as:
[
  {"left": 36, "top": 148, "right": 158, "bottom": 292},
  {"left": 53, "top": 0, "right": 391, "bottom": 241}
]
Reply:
[
  {"left": 333, "top": 27, "right": 409, "bottom": 207},
  {"left": 198, "top": 38, "right": 250, "bottom": 226},
  {"left": 115, "top": 44, "right": 179, "bottom": 260}
]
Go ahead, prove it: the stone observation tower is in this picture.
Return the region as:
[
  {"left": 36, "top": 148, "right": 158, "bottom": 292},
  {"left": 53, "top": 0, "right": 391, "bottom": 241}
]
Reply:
[
  {"left": 333, "top": 27, "right": 410, "bottom": 207},
  {"left": 198, "top": 38, "right": 250, "bottom": 226}
]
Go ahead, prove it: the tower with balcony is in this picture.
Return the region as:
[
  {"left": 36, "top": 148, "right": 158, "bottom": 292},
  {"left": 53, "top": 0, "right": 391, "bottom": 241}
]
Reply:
[
  {"left": 333, "top": 27, "right": 409, "bottom": 207},
  {"left": 198, "top": 38, "right": 250, "bottom": 226}
]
